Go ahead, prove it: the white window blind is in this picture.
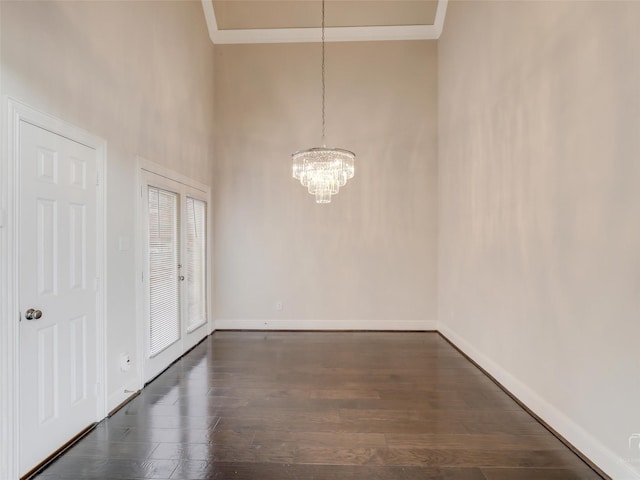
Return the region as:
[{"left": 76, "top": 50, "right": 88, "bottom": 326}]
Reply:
[
  {"left": 186, "top": 197, "right": 207, "bottom": 332},
  {"left": 148, "top": 186, "right": 180, "bottom": 356}
]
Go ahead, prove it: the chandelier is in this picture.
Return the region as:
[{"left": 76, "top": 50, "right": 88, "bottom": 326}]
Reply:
[{"left": 292, "top": 0, "right": 355, "bottom": 204}]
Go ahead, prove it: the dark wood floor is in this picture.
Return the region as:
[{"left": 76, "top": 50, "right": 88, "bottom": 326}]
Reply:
[{"left": 32, "top": 331, "right": 603, "bottom": 480}]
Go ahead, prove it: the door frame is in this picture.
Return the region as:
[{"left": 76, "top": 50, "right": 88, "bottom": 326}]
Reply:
[
  {"left": 135, "top": 157, "right": 212, "bottom": 385},
  {"left": 1, "top": 98, "right": 107, "bottom": 480}
]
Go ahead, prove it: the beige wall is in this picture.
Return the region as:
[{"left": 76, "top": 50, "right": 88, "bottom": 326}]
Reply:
[
  {"left": 1, "top": 0, "right": 215, "bottom": 408},
  {"left": 214, "top": 41, "right": 437, "bottom": 329},
  {"left": 438, "top": 2, "right": 640, "bottom": 477},
  {"left": 5, "top": 0, "right": 637, "bottom": 477}
]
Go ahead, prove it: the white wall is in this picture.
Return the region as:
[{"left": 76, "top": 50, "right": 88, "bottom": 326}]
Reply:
[
  {"left": 0, "top": 0, "right": 215, "bottom": 414},
  {"left": 438, "top": 2, "right": 640, "bottom": 478},
  {"left": 213, "top": 41, "right": 438, "bottom": 330}
]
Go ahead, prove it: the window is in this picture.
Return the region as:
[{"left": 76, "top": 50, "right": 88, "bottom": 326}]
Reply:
[
  {"left": 186, "top": 197, "right": 207, "bottom": 333},
  {"left": 148, "top": 186, "right": 180, "bottom": 356}
]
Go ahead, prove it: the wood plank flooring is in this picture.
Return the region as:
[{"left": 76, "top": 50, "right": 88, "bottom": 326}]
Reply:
[{"left": 32, "top": 331, "right": 603, "bottom": 479}]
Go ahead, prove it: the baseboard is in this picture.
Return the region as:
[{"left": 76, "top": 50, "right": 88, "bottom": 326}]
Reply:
[
  {"left": 438, "top": 323, "right": 640, "bottom": 480},
  {"left": 213, "top": 318, "right": 436, "bottom": 331},
  {"left": 106, "top": 379, "right": 142, "bottom": 414}
]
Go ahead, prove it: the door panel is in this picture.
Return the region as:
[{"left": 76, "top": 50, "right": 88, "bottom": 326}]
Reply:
[
  {"left": 19, "top": 121, "right": 99, "bottom": 475},
  {"left": 37, "top": 324, "right": 59, "bottom": 424},
  {"left": 69, "top": 315, "right": 87, "bottom": 405},
  {"left": 37, "top": 199, "right": 58, "bottom": 295},
  {"left": 69, "top": 203, "right": 86, "bottom": 290}
]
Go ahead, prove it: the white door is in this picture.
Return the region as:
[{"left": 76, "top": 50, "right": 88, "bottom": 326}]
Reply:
[
  {"left": 19, "top": 121, "right": 99, "bottom": 475},
  {"left": 142, "top": 173, "right": 209, "bottom": 382}
]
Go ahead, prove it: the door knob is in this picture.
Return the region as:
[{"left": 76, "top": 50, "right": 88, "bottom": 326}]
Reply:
[{"left": 25, "top": 308, "right": 43, "bottom": 320}]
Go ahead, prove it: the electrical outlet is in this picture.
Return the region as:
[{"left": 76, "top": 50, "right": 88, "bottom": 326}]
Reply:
[
  {"left": 119, "top": 352, "right": 132, "bottom": 372},
  {"left": 275, "top": 301, "right": 283, "bottom": 311}
]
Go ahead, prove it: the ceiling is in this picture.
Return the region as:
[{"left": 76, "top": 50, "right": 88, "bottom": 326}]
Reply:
[{"left": 201, "top": 0, "right": 448, "bottom": 44}]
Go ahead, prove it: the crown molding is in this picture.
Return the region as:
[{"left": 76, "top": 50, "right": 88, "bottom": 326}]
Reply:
[{"left": 201, "top": 0, "right": 448, "bottom": 45}]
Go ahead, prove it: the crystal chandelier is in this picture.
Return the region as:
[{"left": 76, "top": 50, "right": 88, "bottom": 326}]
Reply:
[{"left": 292, "top": 0, "right": 355, "bottom": 204}]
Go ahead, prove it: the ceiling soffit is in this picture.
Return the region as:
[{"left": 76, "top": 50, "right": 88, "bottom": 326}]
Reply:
[{"left": 201, "top": 0, "right": 448, "bottom": 44}]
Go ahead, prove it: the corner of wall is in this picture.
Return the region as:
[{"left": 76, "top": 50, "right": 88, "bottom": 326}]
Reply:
[{"left": 438, "top": 323, "right": 640, "bottom": 480}]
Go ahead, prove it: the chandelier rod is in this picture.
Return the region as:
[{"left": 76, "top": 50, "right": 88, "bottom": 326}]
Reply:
[{"left": 321, "top": 0, "right": 326, "bottom": 146}]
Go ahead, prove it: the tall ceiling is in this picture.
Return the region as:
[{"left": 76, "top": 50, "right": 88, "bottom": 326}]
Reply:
[{"left": 201, "top": 0, "right": 448, "bottom": 44}]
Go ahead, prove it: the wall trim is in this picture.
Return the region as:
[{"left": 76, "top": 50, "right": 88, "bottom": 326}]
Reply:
[
  {"left": 0, "top": 94, "right": 18, "bottom": 480},
  {"left": 214, "top": 318, "right": 436, "bottom": 331},
  {"left": 438, "top": 323, "right": 640, "bottom": 480},
  {"left": 1, "top": 97, "right": 107, "bottom": 480},
  {"left": 201, "top": 0, "right": 448, "bottom": 45},
  {"left": 139, "top": 157, "right": 209, "bottom": 194},
  {"left": 107, "top": 379, "right": 141, "bottom": 414}
]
